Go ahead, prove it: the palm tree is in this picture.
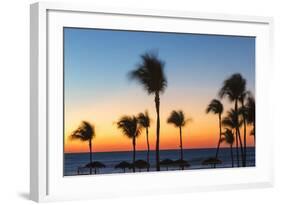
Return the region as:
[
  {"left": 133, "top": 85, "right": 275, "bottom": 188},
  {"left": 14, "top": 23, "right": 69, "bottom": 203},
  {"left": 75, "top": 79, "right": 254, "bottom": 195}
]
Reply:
[
  {"left": 222, "top": 109, "right": 243, "bottom": 167},
  {"left": 129, "top": 52, "right": 167, "bottom": 171},
  {"left": 219, "top": 73, "right": 246, "bottom": 166},
  {"left": 221, "top": 128, "right": 235, "bottom": 167},
  {"left": 206, "top": 99, "right": 223, "bottom": 167},
  {"left": 238, "top": 91, "right": 248, "bottom": 167},
  {"left": 117, "top": 116, "right": 142, "bottom": 172},
  {"left": 69, "top": 121, "right": 95, "bottom": 174},
  {"left": 137, "top": 111, "right": 151, "bottom": 171},
  {"left": 167, "top": 110, "right": 191, "bottom": 169},
  {"left": 245, "top": 93, "right": 255, "bottom": 142}
]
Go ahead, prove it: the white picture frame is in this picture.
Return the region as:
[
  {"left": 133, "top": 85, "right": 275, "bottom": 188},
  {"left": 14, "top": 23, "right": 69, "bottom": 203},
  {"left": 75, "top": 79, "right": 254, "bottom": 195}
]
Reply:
[{"left": 30, "top": 2, "right": 274, "bottom": 202}]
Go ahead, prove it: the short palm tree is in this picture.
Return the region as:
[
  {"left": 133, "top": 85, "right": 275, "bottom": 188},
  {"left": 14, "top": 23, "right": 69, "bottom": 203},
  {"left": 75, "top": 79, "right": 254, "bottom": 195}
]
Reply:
[
  {"left": 137, "top": 111, "right": 151, "bottom": 171},
  {"left": 219, "top": 73, "right": 246, "bottom": 166},
  {"left": 69, "top": 121, "right": 95, "bottom": 174},
  {"left": 222, "top": 109, "right": 243, "bottom": 167},
  {"left": 117, "top": 116, "right": 142, "bottom": 172},
  {"left": 129, "top": 52, "right": 167, "bottom": 171},
  {"left": 206, "top": 99, "right": 223, "bottom": 167},
  {"left": 221, "top": 128, "right": 235, "bottom": 167},
  {"left": 167, "top": 110, "right": 191, "bottom": 168}
]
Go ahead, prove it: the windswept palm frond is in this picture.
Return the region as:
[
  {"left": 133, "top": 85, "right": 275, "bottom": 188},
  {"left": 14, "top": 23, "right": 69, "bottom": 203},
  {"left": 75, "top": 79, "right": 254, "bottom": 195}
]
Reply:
[
  {"left": 222, "top": 109, "right": 242, "bottom": 129},
  {"left": 137, "top": 111, "right": 151, "bottom": 128},
  {"left": 219, "top": 73, "right": 246, "bottom": 101},
  {"left": 167, "top": 110, "right": 190, "bottom": 127},
  {"left": 206, "top": 99, "right": 223, "bottom": 115},
  {"left": 69, "top": 121, "right": 95, "bottom": 141},
  {"left": 117, "top": 116, "right": 141, "bottom": 139},
  {"left": 221, "top": 128, "right": 235, "bottom": 145},
  {"left": 129, "top": 52, "right": 167, "bottom": 95}
]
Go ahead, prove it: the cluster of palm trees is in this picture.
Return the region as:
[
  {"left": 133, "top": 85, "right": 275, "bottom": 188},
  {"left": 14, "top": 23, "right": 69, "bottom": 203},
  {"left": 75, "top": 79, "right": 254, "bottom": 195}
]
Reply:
[
  {"left": 68, "top": 51, "right": 255, "bottom": 174},
  {"left": 116, "top": 109, "right": 191, "bottom": 173},
  {"left": 206, "top": 73, "right": 255, "bottom": 167}
]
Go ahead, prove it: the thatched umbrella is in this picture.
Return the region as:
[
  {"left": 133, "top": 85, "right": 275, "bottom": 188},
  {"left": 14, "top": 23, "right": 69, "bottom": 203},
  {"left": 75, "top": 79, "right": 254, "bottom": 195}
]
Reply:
[
  {"left": 173, "top": 159, "right": 190, "bottom": 170},
  {"left": 115, "top": 161, "right": 131, "bottom": 173},
  {"left": 202, "top": 157, "right": 222, "bottom": 168},
  {"left": 160, "top": 159, "right": 174, "bottom": 171},
  {"left": 130, "top": 159, "right": 150, "bottom": 172},
  {"left": 85, "top": 161, "right": 106, "bottom": 174}
]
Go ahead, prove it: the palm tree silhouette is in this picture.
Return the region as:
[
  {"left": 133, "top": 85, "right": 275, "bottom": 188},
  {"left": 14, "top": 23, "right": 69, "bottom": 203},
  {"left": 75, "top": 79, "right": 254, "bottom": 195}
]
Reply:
[
  {"left": 238, "top": 91, "right": 249, "bottom": 167},
  {"left": 245, "top": 93, "right": 255, "bottom": 142},
  {"left": 137, "top": 111, "right": 151, "bottom": 171},
  {"left": 219, "top": 73, "right": 246, "bottom": 166},
  {"left": 117, "top": 115, "right": 141, "bottom": 172},
  {"left": 129, "top": 52, "right": 167, "bottom": 171},
  {"left": 221, "top": 128, "right": 235, "bottom": 167},
  {"left": 222, "top": 109, "right": 243, "bottom": 167},
  {"left": 206, "top": 99, "right": 223, "bottom": 167},
  {"left": 167, "top": 110, "right": 191, "bottom": 169},
  {"left": 69, "top": 121, "right": 95, "bottom": 174}
]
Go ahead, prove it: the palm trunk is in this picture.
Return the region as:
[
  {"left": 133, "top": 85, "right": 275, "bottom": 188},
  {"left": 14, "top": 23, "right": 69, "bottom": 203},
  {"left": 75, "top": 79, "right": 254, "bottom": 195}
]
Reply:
[
  {"left": 235, "top": 131, "right": 240, "bottom": 167},
  {"left": 214, "top": 114, "right": 222, "bottom": 168},
  {"left": 155, "top": 92, "right": 160, "bottom": 171},
  {"left": 146, "top": 128, "right": 150, "bottom": 171},
  {"left": 235, "top": 100, "right": 244, "bottom": 166},
  {"left": 234, "top": 100, "right": 244, "bottom": 166},
  {"left": 179, "top": 126, "right": 183, "bottom": 160},
  {"left": 230, "top": 144, "right": 234, "bottom": 167},
  {"left": 235, "top": 100, "right": 240, "bottom": 167},
  {"left": 241, "top": 101, "right": 247, "bottom": 167},
  {"left": 132, "top": 137, "right": 136, "bottom": 173},
  {"left": 89, "top": 140, "right": 93, "bottom": 174},
  {"left": 237, "top": 128, "right": 244, "bottom": 166},
  {"left": 179, "top": 126, "right": 184, "bottom": 170},
  {"left": 253, "top": 120, "right": 256, "bottom": 145}
]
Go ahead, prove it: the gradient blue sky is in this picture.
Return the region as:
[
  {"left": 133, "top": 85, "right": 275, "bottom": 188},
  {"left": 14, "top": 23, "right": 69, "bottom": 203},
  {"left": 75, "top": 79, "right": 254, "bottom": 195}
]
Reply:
[
  {"left": 64, "top": 28, "right": 255, "bottom": 101},
  {"left": 64, "top": 27, "right": 255, "bottom": 152}
]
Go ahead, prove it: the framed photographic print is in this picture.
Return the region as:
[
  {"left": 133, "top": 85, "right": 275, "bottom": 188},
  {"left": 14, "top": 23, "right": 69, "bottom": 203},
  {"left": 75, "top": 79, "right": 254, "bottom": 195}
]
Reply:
[{"left": 30, "top": 2, "right": 274, "bottom": 202}]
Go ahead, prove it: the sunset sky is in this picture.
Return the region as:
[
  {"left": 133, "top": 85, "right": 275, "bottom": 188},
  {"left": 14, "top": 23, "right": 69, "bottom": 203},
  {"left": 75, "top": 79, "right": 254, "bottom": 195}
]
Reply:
[{"left": 64, "top": 28, "right": 255, "bottom": 153}]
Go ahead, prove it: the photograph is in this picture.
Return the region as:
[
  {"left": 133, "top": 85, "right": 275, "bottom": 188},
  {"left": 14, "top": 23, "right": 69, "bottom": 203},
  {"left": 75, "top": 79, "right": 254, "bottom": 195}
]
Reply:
[{"left": 63, "top": 27, "right": 256, "bottom": 176}]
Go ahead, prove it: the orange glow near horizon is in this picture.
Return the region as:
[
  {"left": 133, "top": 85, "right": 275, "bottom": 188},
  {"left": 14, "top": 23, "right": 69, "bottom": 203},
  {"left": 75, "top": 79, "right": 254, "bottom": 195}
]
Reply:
[{"left": 64, "top": 89, "right": 255, "bottom": 153}]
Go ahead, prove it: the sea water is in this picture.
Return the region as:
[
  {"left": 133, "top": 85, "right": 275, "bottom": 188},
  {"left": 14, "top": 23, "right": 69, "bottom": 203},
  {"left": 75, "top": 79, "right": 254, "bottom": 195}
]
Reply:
[{"left": 64, "top": 147, "right": 255, "bottom": 176}]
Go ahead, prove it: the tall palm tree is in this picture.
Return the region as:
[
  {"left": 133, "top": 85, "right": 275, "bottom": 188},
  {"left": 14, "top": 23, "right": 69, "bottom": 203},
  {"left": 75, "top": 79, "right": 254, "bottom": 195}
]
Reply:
[
  {"left": 206, "top": 99, "right": 224, "bottom": 167},
  {"left": 221, "top": 128, "right": 235, "bottom": 167},
  {"left": 137, "top": 111, "right": 151, "bottom": 171},
  {"left": 129, "top": 52, "right": 167, "bottom": 171},
  {"left": 238, "top": 91, "right": 248, "bottom": 167},
  {"left": 219, "top": 73, "right": 246, "bottom": 166},
  {"left": 245, "top": 93, "right": 255, "bottom": 142},
  {"left": 222, "top": 109, "right": 243, "bottom": 167},
  {"left": 69, "top": 121, "right": 95, "bottom": 174},
  {"left": 117, "top": 116, "right": 142, "bottom": 172},
  {"left": 167, "top": 110, "right": 190, "bottom": 169}
]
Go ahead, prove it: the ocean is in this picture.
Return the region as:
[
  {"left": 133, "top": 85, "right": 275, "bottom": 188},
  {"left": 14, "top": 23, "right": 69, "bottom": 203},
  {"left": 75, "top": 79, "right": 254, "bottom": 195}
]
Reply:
[{"left": 64, "top": 147, "right": 255, "bottom": 176}]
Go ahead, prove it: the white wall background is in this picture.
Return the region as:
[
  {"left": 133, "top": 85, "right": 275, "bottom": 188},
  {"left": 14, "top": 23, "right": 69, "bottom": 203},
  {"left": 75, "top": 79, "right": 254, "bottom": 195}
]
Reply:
[{"left": 0, "top": 0, "right": 280, "bottom": 204}]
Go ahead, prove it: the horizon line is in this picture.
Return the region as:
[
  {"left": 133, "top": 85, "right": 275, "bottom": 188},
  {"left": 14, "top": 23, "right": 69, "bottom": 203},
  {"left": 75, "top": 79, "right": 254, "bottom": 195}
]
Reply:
[{"left": 64, "top": 146, "right": 255, "bottom": 154}]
